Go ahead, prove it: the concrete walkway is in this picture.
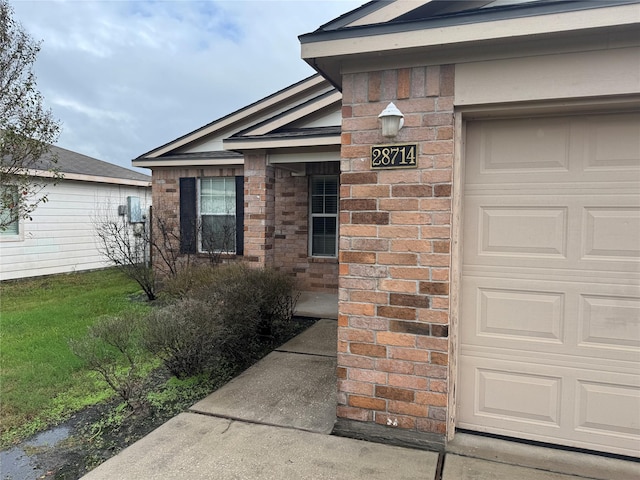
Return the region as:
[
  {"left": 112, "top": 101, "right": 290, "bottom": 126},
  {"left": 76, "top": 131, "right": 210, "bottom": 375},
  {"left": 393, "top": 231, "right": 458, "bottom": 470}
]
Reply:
[{"left": 81, "top": 306, "right": 639, "bottom": 479}]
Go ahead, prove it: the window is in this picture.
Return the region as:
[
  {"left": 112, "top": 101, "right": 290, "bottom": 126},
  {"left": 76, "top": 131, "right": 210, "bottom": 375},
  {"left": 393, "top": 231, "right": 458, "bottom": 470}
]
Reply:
[
  {"left": 179, "top": 176, "right": 244, "bottom": 255},
  {"left": 310, "top": 175, "right": 338, "bottom": 257},
  {"left": 200, "top": 177, "right": 236, "bottom": 252},
  {"left": 0, "top": 185, "right": 19, "bottom": 236}
]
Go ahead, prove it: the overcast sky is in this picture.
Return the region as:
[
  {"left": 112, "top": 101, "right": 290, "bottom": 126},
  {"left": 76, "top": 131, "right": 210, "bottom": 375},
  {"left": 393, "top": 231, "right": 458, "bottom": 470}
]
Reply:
[{"left": 11, "top": 0, "right": 363, "bottom": 173}]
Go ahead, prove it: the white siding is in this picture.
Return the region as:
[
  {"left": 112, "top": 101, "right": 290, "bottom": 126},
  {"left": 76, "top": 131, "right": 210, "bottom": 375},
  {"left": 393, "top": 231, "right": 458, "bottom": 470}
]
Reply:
[{"left": 0, "top": 179, "right": 151, "bottom": 281}]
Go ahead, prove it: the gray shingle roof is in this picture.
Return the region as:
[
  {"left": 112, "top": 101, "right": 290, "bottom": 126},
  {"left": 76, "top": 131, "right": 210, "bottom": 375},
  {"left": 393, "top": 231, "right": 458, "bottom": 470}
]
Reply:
[{"left": 43, "top": 145, "right": 151, "bottom": 182}]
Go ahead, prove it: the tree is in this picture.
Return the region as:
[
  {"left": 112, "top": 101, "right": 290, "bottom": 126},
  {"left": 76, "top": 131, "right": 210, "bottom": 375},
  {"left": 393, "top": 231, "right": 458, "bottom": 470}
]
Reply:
[
  {"left": 0, "top": 0, "right": 61, "bottom": 230},
  {"left": 93, "top": 204, "right": 157, "bottom": 301}
]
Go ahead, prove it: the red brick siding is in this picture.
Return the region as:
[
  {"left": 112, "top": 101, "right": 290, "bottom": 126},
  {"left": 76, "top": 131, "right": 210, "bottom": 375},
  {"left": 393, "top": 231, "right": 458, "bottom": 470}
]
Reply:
[
  {"left": 151, "top": 166, "right": 243, "bottom": 274},
  {"left": 273, "top": 165, "right": 339, "bottom": 292},
  {"left": 338, "top": 65, "right": 454, "bottom": 436}
]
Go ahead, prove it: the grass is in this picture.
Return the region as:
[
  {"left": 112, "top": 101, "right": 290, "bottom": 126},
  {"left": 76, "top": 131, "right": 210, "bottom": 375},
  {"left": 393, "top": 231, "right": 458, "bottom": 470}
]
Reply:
[{"left": 0, "top": 268, "right": 151, "bottom": 447}]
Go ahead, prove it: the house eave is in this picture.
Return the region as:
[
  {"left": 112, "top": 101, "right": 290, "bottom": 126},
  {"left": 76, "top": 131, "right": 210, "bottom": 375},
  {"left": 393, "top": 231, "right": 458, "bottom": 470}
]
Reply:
[
  {"left": 27, "top": 168, "right": 151, "bottom": 187},
  {"left": 223, "top": 135, "right": 340, "bottom": 151},
  {"left": 132, "top": 157, "right": 245, "bottom": 168},
  {"left": 301, "top": 2, "right": 640, "bottom": 87}
]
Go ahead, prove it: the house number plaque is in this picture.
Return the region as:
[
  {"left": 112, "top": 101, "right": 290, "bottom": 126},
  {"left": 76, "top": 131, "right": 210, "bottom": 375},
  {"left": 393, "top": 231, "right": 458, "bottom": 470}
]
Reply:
[{"left": 371, "top": 144, "right": 417, "bottom": 169}]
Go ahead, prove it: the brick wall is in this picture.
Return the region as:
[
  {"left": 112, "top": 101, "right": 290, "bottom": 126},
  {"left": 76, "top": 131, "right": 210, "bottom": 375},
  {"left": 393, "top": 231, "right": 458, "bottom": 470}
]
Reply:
[
  {"left": 337, "top": 66, "right": 454, "bottom": 440},
  {"left": 243, "top": 153, "right": 275, "bottom": 266},
  {"left": 151, "top": 166, "right": 242, "bottom": 274},
  {"left": 273, "top": 164, "right": 339, "bottom": 293},
  {"left": 151, "top": 161, "right": 339, "bottom": 293}
]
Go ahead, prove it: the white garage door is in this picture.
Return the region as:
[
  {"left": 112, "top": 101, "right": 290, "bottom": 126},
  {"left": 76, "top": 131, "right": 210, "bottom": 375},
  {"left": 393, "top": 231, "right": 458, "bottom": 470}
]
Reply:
[{"left": 458, "top": 112, "right": 640, "bottom": 457}]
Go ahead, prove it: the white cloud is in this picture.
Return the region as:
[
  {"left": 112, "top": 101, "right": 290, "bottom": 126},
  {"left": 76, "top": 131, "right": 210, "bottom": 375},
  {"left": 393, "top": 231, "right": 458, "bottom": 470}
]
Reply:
[{"left": 10, "top": 0, "right": 363, "bottom": 172}]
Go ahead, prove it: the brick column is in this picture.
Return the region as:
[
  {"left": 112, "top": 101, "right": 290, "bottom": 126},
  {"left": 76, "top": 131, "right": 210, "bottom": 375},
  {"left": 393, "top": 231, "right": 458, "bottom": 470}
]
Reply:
[
  {"left": 337, "top": 66, "right": 454, "bottom": 447},
  {"left": 243, "top": 153, "right": 275, "bottom": 266}
]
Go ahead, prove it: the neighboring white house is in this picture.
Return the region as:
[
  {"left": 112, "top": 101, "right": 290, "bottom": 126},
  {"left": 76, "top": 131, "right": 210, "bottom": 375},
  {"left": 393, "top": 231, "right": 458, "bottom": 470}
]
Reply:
[{"left": 0, "top": 146, "right": 151, "bottom": 280}]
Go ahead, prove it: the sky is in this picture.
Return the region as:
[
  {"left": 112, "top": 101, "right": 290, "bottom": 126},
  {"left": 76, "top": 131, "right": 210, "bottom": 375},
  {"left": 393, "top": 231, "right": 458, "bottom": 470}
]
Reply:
[{"left": 11, "top": 0, "right": 364, "bottom": 173}]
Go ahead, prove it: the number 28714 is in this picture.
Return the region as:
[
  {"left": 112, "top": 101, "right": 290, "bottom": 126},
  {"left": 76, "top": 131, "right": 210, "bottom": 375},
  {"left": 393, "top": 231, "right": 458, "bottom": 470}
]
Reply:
[{"left": 371, "top": 144, "right": 417, "bottom": 169}]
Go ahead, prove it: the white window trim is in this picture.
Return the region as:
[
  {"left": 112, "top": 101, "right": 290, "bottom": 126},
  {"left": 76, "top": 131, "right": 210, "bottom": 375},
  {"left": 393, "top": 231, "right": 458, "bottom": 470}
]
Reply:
[
  {"left": 309, "top": 174, "right": 339, "bottom": 258},
  {"left": 197, "top": 177, "right": 237, "bottom": 254}
]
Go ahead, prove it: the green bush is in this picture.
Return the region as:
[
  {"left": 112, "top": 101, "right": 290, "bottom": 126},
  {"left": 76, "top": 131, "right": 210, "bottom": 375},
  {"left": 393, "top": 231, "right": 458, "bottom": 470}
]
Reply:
[
  {"left": 143, "top": 298, "right": 221, "bottom": 379},
  {"left": 69, "top": 312, "right": 147, "bottom": 410},
  {"left": 157, "top": 263, "right": 219, "bottom": 300},
  {"left": 146, "top": 263, "right": 299, "bottom": 378}
]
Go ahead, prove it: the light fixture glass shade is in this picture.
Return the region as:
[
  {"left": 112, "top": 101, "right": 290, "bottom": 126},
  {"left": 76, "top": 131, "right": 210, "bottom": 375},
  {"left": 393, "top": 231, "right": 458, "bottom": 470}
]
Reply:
[{"left": 378, "top": 102, "right": 404, "bottom": 138}]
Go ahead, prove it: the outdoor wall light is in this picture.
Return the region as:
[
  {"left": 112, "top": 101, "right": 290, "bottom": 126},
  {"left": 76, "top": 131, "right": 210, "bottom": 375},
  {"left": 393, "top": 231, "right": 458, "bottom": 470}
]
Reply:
[{"left": 378, "top": 102, "right": 404, "bottom": 139}]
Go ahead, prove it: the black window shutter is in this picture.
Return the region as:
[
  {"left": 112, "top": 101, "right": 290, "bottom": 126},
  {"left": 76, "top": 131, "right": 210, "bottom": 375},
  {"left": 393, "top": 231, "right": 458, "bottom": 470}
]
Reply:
[
  {"left": 235, "top": 176, "right": 244, "bottom": 256},
  {"left": 179, "top": 177, "right": 197, "bottom": 254}
]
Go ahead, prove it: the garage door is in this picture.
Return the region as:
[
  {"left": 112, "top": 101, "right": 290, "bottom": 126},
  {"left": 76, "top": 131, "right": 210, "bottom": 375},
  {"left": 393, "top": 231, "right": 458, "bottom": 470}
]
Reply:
[{"left": 458, "top": 112, "right": 640, "bottom": 457}]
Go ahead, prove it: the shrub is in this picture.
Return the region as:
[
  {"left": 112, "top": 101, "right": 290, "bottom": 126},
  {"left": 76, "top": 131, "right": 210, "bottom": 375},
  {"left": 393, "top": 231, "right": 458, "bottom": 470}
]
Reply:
[
  {"left": 157, "top": 263, "right": 219, "bottom": 300},
  {"left": 142, "top": 298, "right": 221, "bottom": 379},
  {"left": 147, "top": 263, "right": 300, "bottom": 377},
  {"left": 69, "top": 312, "right": 147, "bottom": 410},
  {"left": 192, "top": 263, "right": 299, "bottom": 364}
]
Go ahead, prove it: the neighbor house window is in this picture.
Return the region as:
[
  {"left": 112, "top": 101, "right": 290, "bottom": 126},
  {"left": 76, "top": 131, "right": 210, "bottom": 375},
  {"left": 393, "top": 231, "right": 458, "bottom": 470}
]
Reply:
[
  {"left": 310, "top": 175, "right": 338, "bottom": 257},
  {"left": 200, "top": 177, "right": 236, "bottom": 253},
  {"left": 0, "top": 185, "right": 19, "bottom": 236},
  {"left": 178, "top": 176, "right": 244, "bottom": 255}
]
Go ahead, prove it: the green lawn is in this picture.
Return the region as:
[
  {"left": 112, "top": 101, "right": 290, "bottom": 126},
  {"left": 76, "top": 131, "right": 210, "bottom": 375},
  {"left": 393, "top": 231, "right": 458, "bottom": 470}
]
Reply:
[{"left": 0, "top": 268, "right": 150, "bottom": 447}]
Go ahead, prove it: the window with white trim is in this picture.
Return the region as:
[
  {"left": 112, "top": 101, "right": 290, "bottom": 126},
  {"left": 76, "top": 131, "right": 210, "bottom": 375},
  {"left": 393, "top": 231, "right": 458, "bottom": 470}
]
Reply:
[
  {"left": 310, "top": 175, "right": 338, "bottom": 257},
  {"left": 199, "top": 177, "right": 236, "bottom": 253},
  {"left": 0, "top": 185, "right": 19, "bottom": 236}
]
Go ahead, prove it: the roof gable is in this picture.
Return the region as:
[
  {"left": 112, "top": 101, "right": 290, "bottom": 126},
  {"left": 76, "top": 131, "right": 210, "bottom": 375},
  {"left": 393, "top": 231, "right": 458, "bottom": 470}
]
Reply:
[
  {"left": 134, "top": 74, "right": 341, "bottom": 167},
  {"left": 136, "top": 74, "right": 337, "bottom": 159}
]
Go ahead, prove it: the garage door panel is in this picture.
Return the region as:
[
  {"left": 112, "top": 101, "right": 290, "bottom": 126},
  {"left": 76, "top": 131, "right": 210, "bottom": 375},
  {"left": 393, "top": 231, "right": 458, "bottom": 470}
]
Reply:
[
  {"left": 576, "top": 380, "right": 640, "bottom": 438},
  {"left": 585, "top": 113, "right": 640, "bottom": 170},
  {"left": 472, "top": 117, "right": 572, "bottom": 173},
  {"left": 478, "top": 206, "right": 567, "bottom": 257},
  {"left": 466, "top": 113, "right": 640, "bottom": 185},
  {"left": 460, "top": 112, "right": 640, "bottom": 456},
  {"left": 474, "top": 367, "right": 562, "bottom": 426},
  {"left": 583, "top": 206, "right": 640, "bottom": 260},
  {"left": 474, "top": 286, "right": 564, "bottom": 344},
  {"left": 462, "top": 276, "right": 640, "bottom": 361},
  {"left": 458, "top": 355, "right": 640, "bottom": 456},
  {"left": 579, "top": 295, "right": 640, "bottom": 350},
  {"left": 464, "top": 195, "right": 640, "bottom": 272}
]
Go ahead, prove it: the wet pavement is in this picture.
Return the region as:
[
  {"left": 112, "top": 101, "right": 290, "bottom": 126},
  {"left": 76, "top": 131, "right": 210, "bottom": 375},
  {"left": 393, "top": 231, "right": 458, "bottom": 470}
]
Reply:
[{"left": 1, "top": 425, "right": 71, "bottom": 480}]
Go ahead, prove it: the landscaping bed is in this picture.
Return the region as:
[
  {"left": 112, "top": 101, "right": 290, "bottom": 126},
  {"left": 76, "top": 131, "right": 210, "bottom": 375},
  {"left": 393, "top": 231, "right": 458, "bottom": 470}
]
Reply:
[
  {"left": 1, "top": 266, "right": 308, "bottom": 479},
  {"left": 2, "top": 316, "right": 313, "bottom": 480}
]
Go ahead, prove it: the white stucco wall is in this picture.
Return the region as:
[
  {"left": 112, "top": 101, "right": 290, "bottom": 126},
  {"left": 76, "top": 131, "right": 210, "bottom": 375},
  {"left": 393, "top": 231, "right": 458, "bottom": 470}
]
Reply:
[{"left": 0, "top": 178, "right": 151, "bottom": 281}]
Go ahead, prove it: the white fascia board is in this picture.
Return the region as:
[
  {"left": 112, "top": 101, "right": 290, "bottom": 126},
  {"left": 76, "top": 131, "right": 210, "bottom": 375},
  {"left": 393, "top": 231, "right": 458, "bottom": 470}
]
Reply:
[
  {"left": 132, "top": 158, "right": 245, "bottom": 168},
  {"left": 27, "top": 169, "right": 151, "bottom": 187},
  {"left": 145, "top": 76, "right": 327, "bottom": 158},
  {"left": 302, "top": 4, "right": 640, "bottom": 59},
  {"left": 242, "top": 91, "right": 342, "bottom": 136},
  {"left": 223, "top": 135, "right": 340, "bottom": 151}
]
